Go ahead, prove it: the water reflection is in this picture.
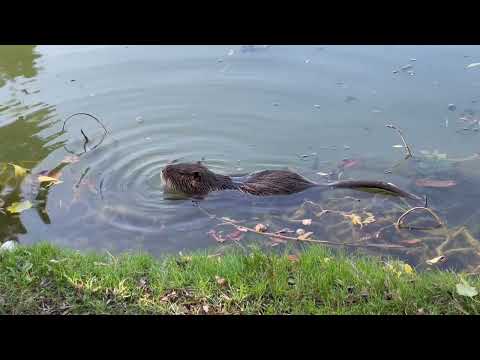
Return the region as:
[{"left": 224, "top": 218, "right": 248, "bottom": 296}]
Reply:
[
  {"left": 0, "top": 45, "right": 64, "bottom": 242},
  {"left": 0, "top": 45, "right": 41, "bottom": 89}
]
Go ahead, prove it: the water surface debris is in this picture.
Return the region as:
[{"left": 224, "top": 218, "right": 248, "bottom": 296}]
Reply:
[
  {"left": 466, "top": 63, "right": 480, "bottom": 69},
  {"left": 415, "top": 179, "right": 457, "bottom": 188}
]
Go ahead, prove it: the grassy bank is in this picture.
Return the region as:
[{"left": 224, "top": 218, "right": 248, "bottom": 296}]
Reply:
[{"left": 0, "top": 243, "right": 479, "bottom": 315}]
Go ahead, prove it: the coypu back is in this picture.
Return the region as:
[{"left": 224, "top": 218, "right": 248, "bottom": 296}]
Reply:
[
  {"left": 239, "top": 170, "right": 315, "bottom": 195},
  {"left": 161, "top": 162, "right": 421, "bottom": 201}
]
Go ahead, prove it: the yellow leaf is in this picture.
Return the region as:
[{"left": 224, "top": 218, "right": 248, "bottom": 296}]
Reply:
[
  {"left": 8, "top": 163, "right": 29, "bottom": 177},
  {"left": 38, "top": 176, "right": 63, "bottom": 185},
  {"left": 426, "top": 256, "right": 447, "bottom": 266},
  {"left": 362, "top": 212, "right": 376, "bottom": 225},
  {"left": 403, "top": 263, "right": 414, "bottom": 274},
  {"left": 344, "top": 212, "right": 376, "bottom": 227},
  {"left": 298, "top": 232, "right": 314, "bottom": 240},
  {"left": 255, "top": 223, "right": 268, "bottom": 232},
  {"left": 6, "top": 200, "right": 32, "bottom": 214},
  {"left": 344, "top": 213, "right": 363, "bottom": 227}
]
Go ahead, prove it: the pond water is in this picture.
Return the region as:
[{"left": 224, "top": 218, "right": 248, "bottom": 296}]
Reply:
[{"left": 2, "top": 45, "right": 480, "bottom": 272}]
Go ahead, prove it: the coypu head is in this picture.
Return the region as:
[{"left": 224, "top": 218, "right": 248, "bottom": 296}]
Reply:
[{"left": 161, "top": 162, "right": 235, "bottom": 196}]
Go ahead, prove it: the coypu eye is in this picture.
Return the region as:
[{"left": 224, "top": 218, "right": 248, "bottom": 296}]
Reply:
[{"left": 193, "top": 171, "right": 201, "bottom": 180}]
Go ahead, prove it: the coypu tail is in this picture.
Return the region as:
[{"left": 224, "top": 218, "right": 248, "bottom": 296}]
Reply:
[{"left": 326, "top": 180, "right": 422, "bottom": 201}]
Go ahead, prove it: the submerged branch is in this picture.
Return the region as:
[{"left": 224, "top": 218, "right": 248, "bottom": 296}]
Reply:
[{"left": 386, "top": 124, "right": 413, "bottom": 159}]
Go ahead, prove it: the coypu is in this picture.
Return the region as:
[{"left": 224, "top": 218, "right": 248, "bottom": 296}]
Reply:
[{"left": 161, "top": 162, "right": 422, "bottom": 201}]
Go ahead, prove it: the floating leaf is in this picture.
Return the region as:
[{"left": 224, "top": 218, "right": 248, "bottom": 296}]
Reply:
[
  {"left": 302, "top": 219, "right": 312, "bottom": 226},
  {"left": 344, "top": 213, "right": 363, "bottom": 227},
  {"left": 8, "top": 163, "right": 29, "bottom": 177},
  {"left": 38, "top": 175, "right": 63, "bottom": 185},
  {"left": 362, "top": 212, "right": 376, "bottom": 225},
  {"left": 456, "top": 279, "right": 478, "bottom": 297},
  {"left": 207, "top": 230, "right": 225, "bottom": 243},
  {"left": 296, "top": 228, "right": 305, "bottom": 236},
  {"left": 426, "top": 255, "right": 447, "bottom": 265},
  {"left": 415, "top": 179, "right": 457, "bottom": 188},
  {"left": 466, "top": 62, "right": 480, "bottom": 69},
  {"left": 340, "top": 159, "right": 360, "bottom": 169},
  {"left": 6, "top": 200, "right": 32, "bottom": 214},
  {"left": 226, "top": 230, "right": 244, "bottom": 242},
  {"left": 400, "top": 239, "right": 422, "bottom": 246},
  {"left": 61, "top": 155, "right": 80, "bottom": 164},
  {"left": 298, "top": 232, "right": 313, "bottom": 240},
  {"left": 255, "top": 223, "right": 268, "bottom": 233}
]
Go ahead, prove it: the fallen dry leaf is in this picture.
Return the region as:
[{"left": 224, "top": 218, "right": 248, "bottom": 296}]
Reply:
[
  {"left": 456, "top": 279, "right": 478, "bottom": 297},
  {"left": 226, "top": 230, "right": 245, "bottom": 242},
  {"left": 302, "top": 219, "right": 312, "bottom": 226},
  {"left": 340, "top": 159, "right": 361, "bottom": 169},
  {"left": 403, "top": 263, "right": 415, "bottom": 274},
  {"left": 207, "top": 230, "right": 225, "bottom": 243},
  {"left": 202, "top": 305, "right": 210, "bottom": 313},
  {"left": 215, "top": 276, "right": 227, "bottom": 287},
  {"left": 298, "top": 232, "right": 314, "bottom": 240},
  {"left": 255, "top": 223, "right": 268, "bottom": 232},
  {"left": 400, "top": 239, "right": 422, "bottom": 246},
  {"left": 296, "top": 228, "right": 305, "bottom": 236},
  {"left": 287, "top": 255, "right": 300, "bottom": 263},
  {"left": 415, "top": 179, "right": 457, "bottom": 188},
  {"left": 6, "top": 200, "right": 33, "bottom": 214},
  {"left": 344, "top": 213, "right": 363, "bottom": 226},
  {"left": 9, "top": 163, "right": 29, "bottom": 177},
  {"left": 344, "top": 212, "right": 375, "bottom": 227},
  {"left": 38, "top": 175, "right": 63, "bottom": 186},
  {"left": 426, "top": 255, "right": 447, "bottom": 266},
  {"left": 61, "top": 155, "right": 80, "bottom": 164}
]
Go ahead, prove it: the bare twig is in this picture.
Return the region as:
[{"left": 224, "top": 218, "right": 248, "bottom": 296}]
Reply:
[
  {"left": 62, "top": 113, "right": 108, "bottom": 155},
  {"left": 195, "top": 203, "right": 408, "bottom": 250},
  {"left": 396, "top": 206, "right": 444, "bottom": 230},
  {"left": 386, "top": 124, "right": 413, "bottom": 159}
]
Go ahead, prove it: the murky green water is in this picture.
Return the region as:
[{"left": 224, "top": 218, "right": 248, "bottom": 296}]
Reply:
[{"left": 2, "top": 45, "right": 480, "bottom": 271}]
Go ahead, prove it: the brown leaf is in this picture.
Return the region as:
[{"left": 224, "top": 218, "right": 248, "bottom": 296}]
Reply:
[
  {"left": 415, "top": 179, "right": 457, "bottom": 188},
  {"left": 400, "top": 239, "right": 422, "bottom": 246},
  {"left": 287, "top": 255, "right": 299, "bottom": 263},
  {"left": 296, "top": 228, "right": 305, "bottom": 236},
  {"left": 275, "top": 228, "right": 294, "bottom": 234},
  {"left": 208, "top": 230, "right": 225, "bottom": 243},
  {"left": 61, "top": 155, "right": 80, "bottom": 164},
  {"left": 215, "top": 276, "right": 227, "bottom": 287},
  {"left": 298, "top": 232, "right": 314, "bottom": 240},
  {"left": 426, "top": 255, "right": 447, "bottom": 265},
  {"left": 226, "top": 230, "right": 245, "bottom": 242},
  {"left": 255, "top": 223, "right": 268, "bottom": 232}
]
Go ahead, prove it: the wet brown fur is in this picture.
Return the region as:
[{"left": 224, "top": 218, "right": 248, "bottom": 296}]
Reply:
[{"left": 162, "top": 162, "right": 421, "bottom": 200}]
